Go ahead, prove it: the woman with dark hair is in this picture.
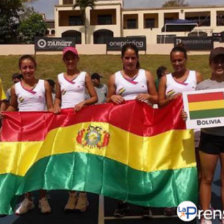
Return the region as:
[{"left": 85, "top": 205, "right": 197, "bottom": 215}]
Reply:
[
  {"left": 159, "top": 46, "right": 202, "bottom": 107},
  {"left": 54, "top": 46, "right": 97, "bottom": 213},
  {"left": 107, "top": 43, "right": 158, "bottom": 105},
  {"left": 107, "top": 43, "right": 158, "bottom": 217},
  {"left": 7, "top": 55, "right": 54, "bottom": 215},
  {"left": 196, "top": 47, "right": 224, "bottom": 224},
  {"left": 158, "top": 46, "right": 203, "bottom": 216}
]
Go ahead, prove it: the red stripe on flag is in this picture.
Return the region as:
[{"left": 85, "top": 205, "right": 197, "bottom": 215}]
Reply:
[
  {"left": 188, "top": 92, "right": 224, "bottom": 103},
  {"left": 1, "top": 97, "right": 185, "bottom": 142}
]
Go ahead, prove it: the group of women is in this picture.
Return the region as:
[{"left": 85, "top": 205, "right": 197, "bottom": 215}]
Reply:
[{"left": 0, "top": 43, "right": 224, "bottom": 224}]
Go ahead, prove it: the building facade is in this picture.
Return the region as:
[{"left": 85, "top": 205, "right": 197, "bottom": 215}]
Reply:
[{"left": 54, "top": 0, "right": 224, "bottom": 44}]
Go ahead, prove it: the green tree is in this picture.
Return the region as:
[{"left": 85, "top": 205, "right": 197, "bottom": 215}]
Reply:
[
  {"left": 74, "top": 0, "right": 95, "bottom": 44},
  {"left": 18, "top": 13, "right": 47, "bottom": 43},
  {"left": 0, "top": 0, "right": 23, "bottom": 43},
  {"left": 163, "top": 0, "right": 188, "bottom": 7}
]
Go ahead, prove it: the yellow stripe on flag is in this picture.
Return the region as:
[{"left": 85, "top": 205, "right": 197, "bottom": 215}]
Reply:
[
  {"left": 0, "top": 122, "right": 195, "bottom": 176},
  {"left": 189, "top": 100, "right": 224, "bottom": 111}
]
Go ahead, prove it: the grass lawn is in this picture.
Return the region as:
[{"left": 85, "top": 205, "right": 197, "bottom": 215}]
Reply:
[{"left": 0, "top": 54, "right": 211, "bottom": 90}]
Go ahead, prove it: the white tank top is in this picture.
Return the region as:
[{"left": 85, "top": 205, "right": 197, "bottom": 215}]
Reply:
[
  {"left": 15, "top": 79, "right": 46, "bottom": 111},
  {"left": 58, "top": 72, "right": 86, "bottom": 109},
  {"left": 165, "top": 70, "right": 197, "bottom": 96},
  {"left": 115, "top": 69, "right": 148, "bottom": 100}
]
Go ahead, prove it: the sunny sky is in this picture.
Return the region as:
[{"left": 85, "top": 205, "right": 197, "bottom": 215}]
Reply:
[{"left": 27, "top": 0, "right": 224, "bottom": 19}]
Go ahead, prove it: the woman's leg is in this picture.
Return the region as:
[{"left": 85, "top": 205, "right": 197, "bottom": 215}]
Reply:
[
  {"left": 15, "top": 193, "right": 34, "bottom": 215},
  {"left": 39, "top": 190, "right": 51, "bottom": 214},
  {"left": 75, "top": 192, "right": 89, "bottom": 212},
  {"left": 64, "top": 191, "right": 77, "bottom": 212},
  {"left": 199, "top": 151, "right": 218, "bottom": 211}
]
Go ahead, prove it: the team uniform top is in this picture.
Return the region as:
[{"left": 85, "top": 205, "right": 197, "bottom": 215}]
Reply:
[
  {"left": 165, "top": 70, "right": 199, "bottom": 145},
  {"left": 15, "top": 79, "right": 46, "bottom": 111},
  {"left": 165, "top": 70, "right": 197, "bottom": 97},
  {"left": 58, "top": 72, "right": 86, "bottom": 109},
  {"left": 115, "top": 69, "right": 148, "bottom": 101}
]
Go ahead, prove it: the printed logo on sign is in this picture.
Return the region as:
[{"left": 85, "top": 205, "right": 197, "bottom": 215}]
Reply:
[
  {"left": 176, "top": 38, "right": 182, "bottom": 45},
  {"left": 37, "top": 39, "right": 47, "bottom": 48},
  {"left": 177, "top": 201, "right": 197, "bottom": 222}
]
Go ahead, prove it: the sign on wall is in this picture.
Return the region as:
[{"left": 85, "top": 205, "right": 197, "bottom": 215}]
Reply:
[
  {"left": 107, "top": 36, "right": 146, "bottom": 51},
  {"left": 174, "top": 37, "right": 213, "bottom": 50},
  {"left": 183, "top": 89, "right": 224, "bottom": 129},
  {"left": 35, "top": 37, "right": 75, "bottom": 51},
  {"left": 212, "top": 32, "right": 224, "bottom": 42}
]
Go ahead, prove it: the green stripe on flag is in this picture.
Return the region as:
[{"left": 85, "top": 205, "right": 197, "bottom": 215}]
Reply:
[
  {"left": 0, "top": 153, "right": 198, "bottom": 214},
  {"left": 190, "top": 108, "right": 224, "bottom": 119}
]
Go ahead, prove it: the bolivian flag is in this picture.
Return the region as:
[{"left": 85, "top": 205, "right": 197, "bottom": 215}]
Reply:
[
  {"left": 0, "top": 97, "right": 197, "bottom": 214},
  {"left": 188, "top": 91, "right": 224, "bottom": 119}
]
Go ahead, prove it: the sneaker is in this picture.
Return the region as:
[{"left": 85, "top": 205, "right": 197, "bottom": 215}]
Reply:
[
  {"left": 39, "top": 197, "right": 51, "bottom": 214},
  {"left": 15, "top": 198, "right": 34, "bottom": 215},
  {"left": 200, "top": 217, "right": 212, "bottom": 224},
  {"left": 142, "top": 207, "right": 152, "bottom": 218},
  {"left": 64, "top": 192, "right": 77, "bottom": 212},
  {"left": 163, "top": 207, "right": 176, "bottom": 216},
  {"left": 75, "top": 193, "right": 89, "bottom": 212},
  {"left": 113, "top": 202, "right": 130, "bottom": 217}
]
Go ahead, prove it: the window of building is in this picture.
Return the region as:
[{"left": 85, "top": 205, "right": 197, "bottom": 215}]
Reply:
[
  {"left": 185, "top": 12, "right": 211, "bottom": 27},
  {"left": 63, "top": 0, "right": 73, "bottom": 4},
  {"left": 69, "top": 16, "right": 83, "bottom": 26},
  {"left": 186, "top": 16, "right": 210, "bottom": 26},
  {"left": 145, "top": 18, "right": 155, "bottom": 28},
  {"left": 94, "top": 29, "right": 113, "bottom": 44},
  {"left": 217, "top": 12, "right": 224, "bottom": 26},
  {"left": 127, "top": 19, "right": 137, "bottom": 29},
  {"left": 97, "top": 15, "right": 113, "bottom": 25}
]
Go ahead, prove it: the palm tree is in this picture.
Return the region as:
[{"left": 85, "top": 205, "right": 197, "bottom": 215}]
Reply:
[
  {"left": 74, "top": 0, "right": 95, "bottom": 44},
  {"left": 22, "top": 0, "right": 37, "bottom": 2},
  {"left": 162, "top": 0, "right": 188, "bottom": 7}
]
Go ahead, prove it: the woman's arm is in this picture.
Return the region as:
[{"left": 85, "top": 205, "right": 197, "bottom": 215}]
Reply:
[
  {"left": 136, "top": 70, "right": 158, "bottom": 104},
  {"left": 106, "top": 74, "right": 124, "bottom": 104},
  {"left": 7, "top": 85, "right": 17, "bottom": 111},
  {"left": 196, "top": 71, "right": 203, "bottom": 84},
  {"left": 74, "top": 73, "right": 97, "bottom": 111},
  {"left": 53, "top": 80, "right": 61, "bottom": 114},
  {"left": 44, "top": 81, "right": 54, "bottom": 112},
  {"left": 158, "top": 76, "right": 171, "bottom": 107},
  {"left": 84, "top": 73, "right": 98, "bottom": 105}
]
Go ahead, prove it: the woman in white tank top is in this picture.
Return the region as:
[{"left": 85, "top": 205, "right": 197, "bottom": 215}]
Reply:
[
  {"left": 107, "top": 43, "right": 158, "bottom": 217},
  {"left": 158, "top": 46, "right": 203, "bottom": 107},
  {"left": 107, "top": 44, "right": 158, "bottom": 105},
  {"left": 54, "top": 47, "right": 97, "bottom": 113},
  {"left": 7, "top": 55, "right": 53, "bottom": 215},
  {"left": 54, "top": 47, "right": 97, "bottom": 213},
  {"left": 158, "top": 46, "right": 203, "bottom": 216}
]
